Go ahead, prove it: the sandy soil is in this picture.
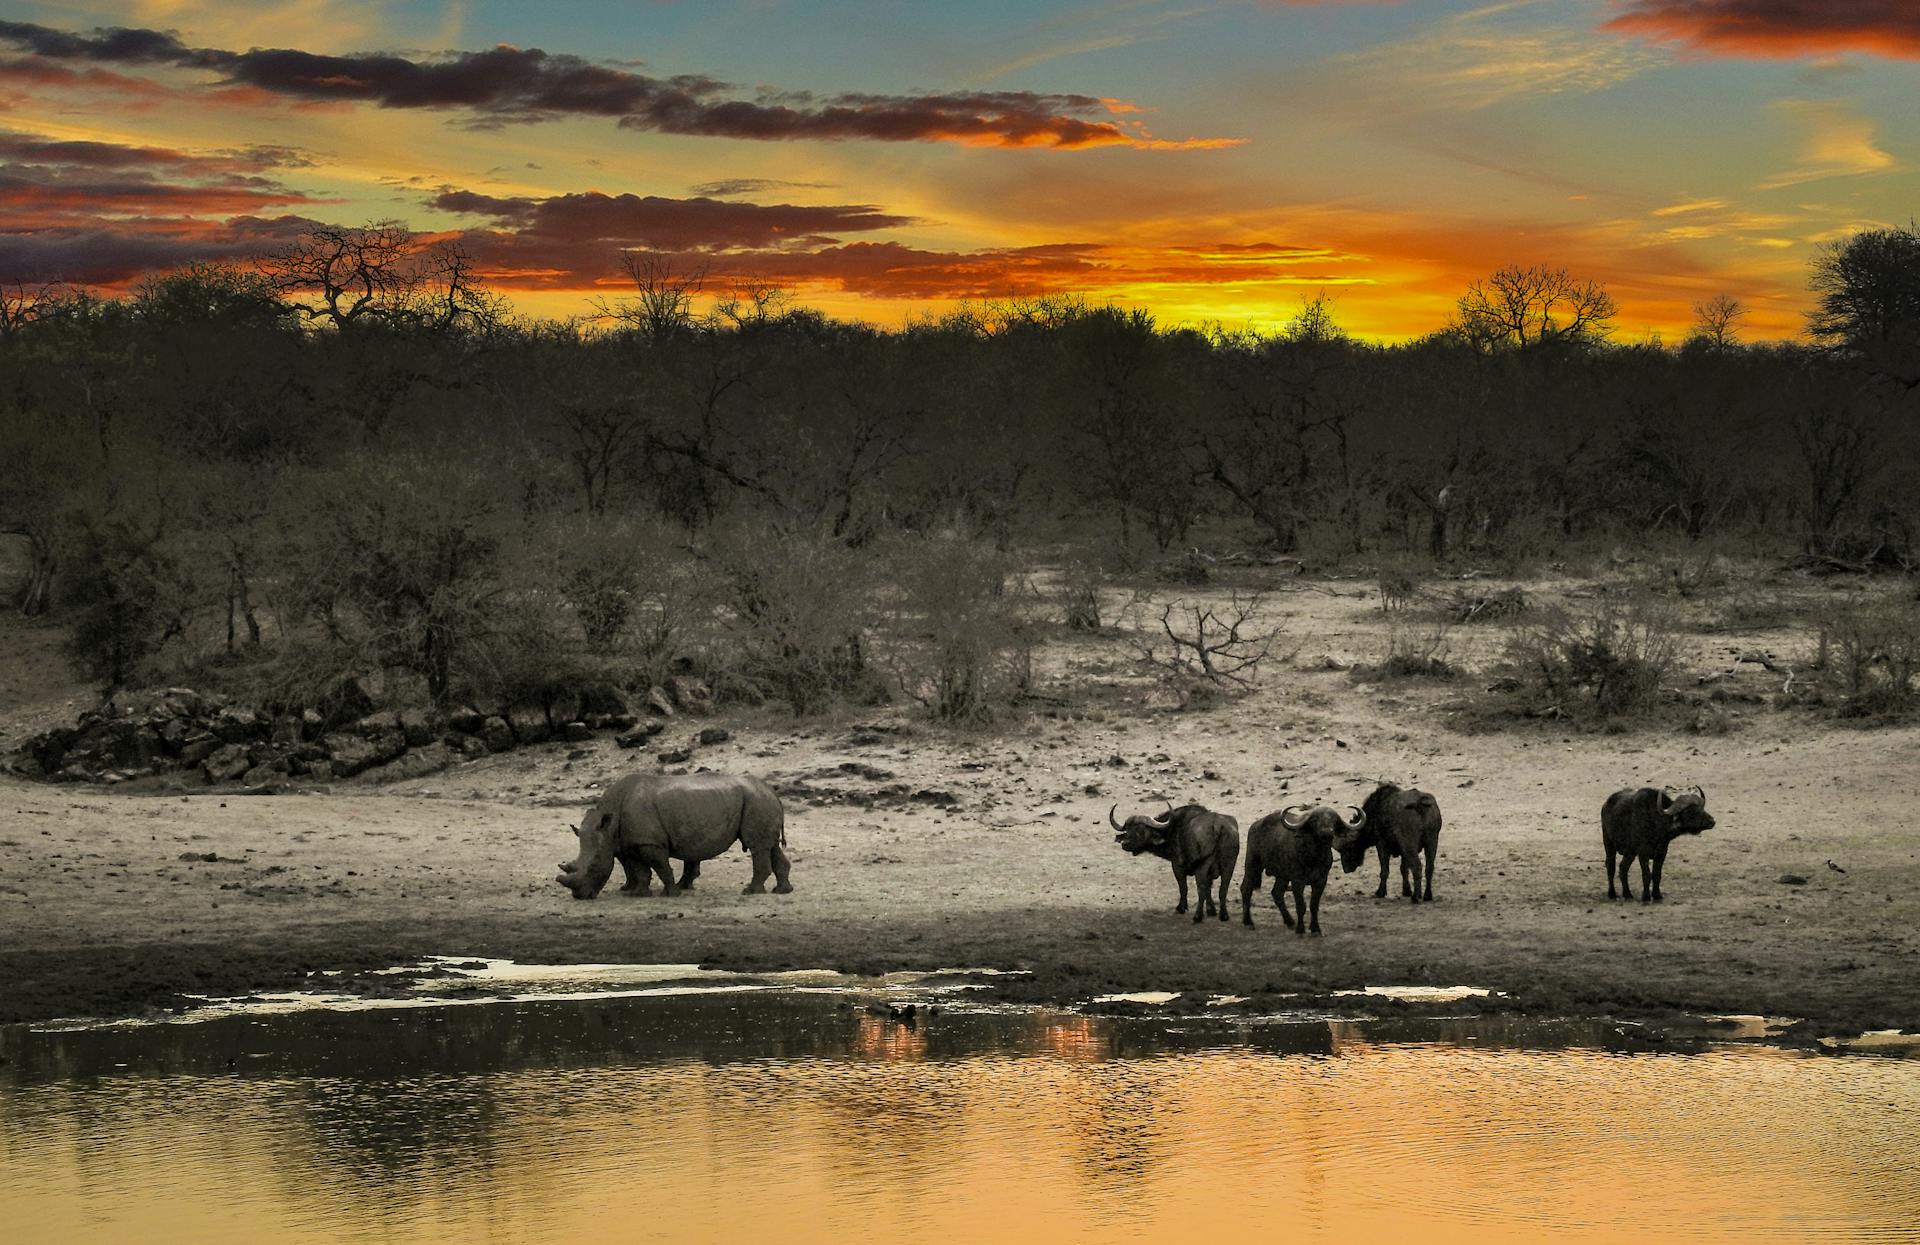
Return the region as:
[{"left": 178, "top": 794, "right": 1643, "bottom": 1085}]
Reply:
[{"left": 3, "top": 570, "right": 1917, "bottom": 1035}]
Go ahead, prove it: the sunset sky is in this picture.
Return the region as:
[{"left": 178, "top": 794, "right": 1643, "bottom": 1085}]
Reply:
[{"left": 1, "top": 0, "right": 1914, "bottom": 341}]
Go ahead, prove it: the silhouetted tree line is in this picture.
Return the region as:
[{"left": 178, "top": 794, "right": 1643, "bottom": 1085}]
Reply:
[{"left": 1, "top": 222, "right": 1915, "bottom": 705}]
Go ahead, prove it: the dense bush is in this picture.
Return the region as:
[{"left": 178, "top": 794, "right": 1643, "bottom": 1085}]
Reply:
[{"left": 1501, "top": 593, "right": 1680, "bottom": 718}]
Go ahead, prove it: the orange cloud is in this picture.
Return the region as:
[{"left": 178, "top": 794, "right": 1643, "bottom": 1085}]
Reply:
[{"left": 1603, "top": 1, "right": 1920, "bottom": 60}]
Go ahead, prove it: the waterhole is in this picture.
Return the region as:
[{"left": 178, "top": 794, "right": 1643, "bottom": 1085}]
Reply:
[{"left": 3, "top": 988, "right": 1916, "bottom": 1243}]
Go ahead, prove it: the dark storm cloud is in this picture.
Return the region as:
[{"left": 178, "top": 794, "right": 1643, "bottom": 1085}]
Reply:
[
  {"left": 0, "top": 20, "right": 1228, "bottom": 148},
  {"left": 429, "top": 188, "right": 911, "bottom": 248},
  {"left": 1603, "top": 1, "right": 1920, "bottom": 59},
  {"left": 0, "top": 214, "right": 322, "bottom": 285}
]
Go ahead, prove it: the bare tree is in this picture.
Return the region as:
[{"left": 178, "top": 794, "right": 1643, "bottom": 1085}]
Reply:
[
  {"left": 1128, "top": 591, "right": 1279, "bottom": 690},
  {"left": 596, "top": 252, "right": 707, "bottom": 342},
  {"left": 260, "top": 222, "right": 418, "bottom": 331},
  {"left": 1454, "top": 265, "right": 1617, "bottom": 351},
  {"left": 1688, "top": 293, "right": 1746, "bottom": 351}
]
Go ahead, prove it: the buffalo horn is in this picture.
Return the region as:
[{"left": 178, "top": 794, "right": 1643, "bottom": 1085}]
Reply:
[
  {"left": 1342, "top": 805, "right": 1367, "bottom": 830},
  {"left": 1149, "top": 799, "right": 1174, "bottom": 827},
  {"left": 1279, "top": 804, "right": 1312, "bottom": 830},
  {"left": 1108, "top": 804, "right": 1124, "bottom": 832}
]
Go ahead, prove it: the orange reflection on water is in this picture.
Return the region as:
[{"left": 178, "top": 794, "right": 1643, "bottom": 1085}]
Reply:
[{"left": 3, "top": 998, "right": 1918, "bottom": 1244}]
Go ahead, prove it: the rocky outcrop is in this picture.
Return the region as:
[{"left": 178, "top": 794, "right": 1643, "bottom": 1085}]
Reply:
[{"left": 7, "top": 677, "right": 676, "bottom": 789}]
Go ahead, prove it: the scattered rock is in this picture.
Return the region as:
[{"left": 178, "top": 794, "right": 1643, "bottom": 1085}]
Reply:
[
  {"left": 657, "top": 748, "right": 694, "bottom": 765},
  {"left": 365, "top": 743, "right": 457, "bottom": 783},
  {"left": 665, "top": 676, "right": 714, "bottom": 716},
  {"left": 698, "top": 727, "right": 732, "bottom": 746},
  {"left": 201, "top": 743, "right": 252, "bottom": 784},
  {"left": 563, "top": 721, "right": 594, "bottom": 743},
  {"left": 1778, "top": 874, "right": 1809, "bottom": 886}
]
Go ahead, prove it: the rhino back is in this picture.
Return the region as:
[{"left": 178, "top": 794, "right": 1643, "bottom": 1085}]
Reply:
[{"left": 614, "top": 772, "right": 763, "bottom": 861}]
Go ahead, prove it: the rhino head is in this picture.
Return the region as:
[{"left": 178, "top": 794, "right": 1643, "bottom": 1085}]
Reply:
[{"left": 557, "top": 809, "right": 617, "bottom": 900}]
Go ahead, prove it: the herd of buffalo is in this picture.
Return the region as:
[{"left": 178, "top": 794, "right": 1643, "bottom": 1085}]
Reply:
[{"left": 557, "top": 770, "right": 1716, "bottom": 931}]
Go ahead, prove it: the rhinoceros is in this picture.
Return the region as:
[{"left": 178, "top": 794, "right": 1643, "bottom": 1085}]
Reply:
[{"left": 557, "top": 772, "right": 791, "bottom": 900}]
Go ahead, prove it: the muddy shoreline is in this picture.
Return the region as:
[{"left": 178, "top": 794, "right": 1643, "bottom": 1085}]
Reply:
[{"left": 1, "top": 904, "right": 1912, "bottom": 1043}]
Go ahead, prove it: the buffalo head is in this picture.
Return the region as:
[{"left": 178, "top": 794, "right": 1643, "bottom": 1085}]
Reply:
[
  {"left": 556, "top": 809, "right": 617, "bottom": 900},
  {"left": 1281, "top": 802, "right": 1367, "bottom": 848},
  {"left": 1110, "top": 800, "right": 1175, "bottom": 856},
  {"left": 1658, "top": 784, "right": 1714, "bottom": 836}
]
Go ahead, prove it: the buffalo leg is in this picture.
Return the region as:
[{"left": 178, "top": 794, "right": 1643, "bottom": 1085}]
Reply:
[
  {"left": 1216, "top": 859, "right": 1232, "bottom": 923},
  {"left": 1607, "top": 849, "right": 1618, "bottom": 899},
  {"left": 619, "top": 854, "right": 652, "bottom": 896},
  {"left": 677, "top": 859, "right": 702, "bottom": 890},
  {"left": 1276, "top": 880, "right": 1295, "bottom": 930},
  {"left": 1638, "top": 857, "right": 1654, "bottom": 905},
  {"left": 1191, "top": 864, "right": 1213, "bottom": 924},
  {"left": 1240, "top": 852, "right": 1261, "bottom": 927},
  {"left": 770, "top": 844, "right": 794, "bottom": 894},
  {"left": 1649, "top": 853, "right": 1665, "bottom": 903},
  {"left": 1291, "top": 882, "right": 1308, "bottom": 937},
  {"left": 1173, "top": 862, "right": 1190, "bottom": 915},
  {"left": 744, "top": 847, "right": 773, "bottom": 894},
  {"left": 1375, "top": 845, "right": 1391, "bottom": 899},
  {"left": 633, "top": 845, "right": 677, "bottom": 897},
  {"left": 1308, "top": 881, "right": 1324, "bottom": 935},
  {"left": 1401, "top": 851, "right": 1419, "bottom": 904},
  {"left": 1423, "top": 845, "right": 1437, "bottom": 901},
  {"left": 1617, "top": 854, "right": 1635, "bottom": 900}
]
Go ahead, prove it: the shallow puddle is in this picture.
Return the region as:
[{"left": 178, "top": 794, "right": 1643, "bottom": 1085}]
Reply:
[{"left": 3, "top": 988, "right": 1917, "bottom": 1243}]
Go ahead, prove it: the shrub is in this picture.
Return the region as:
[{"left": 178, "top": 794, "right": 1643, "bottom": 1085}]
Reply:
[
  {"left": 704, "top": 523, "right": 878, "bottom": 716},
  {"left": 1361, "top": 618, "right": 1457, "bottom": 679},
  {"left": 1501, "top": 593, "right": 1680, "bottom": 718},
  {"left": 1815, "top": 595, "right": 1920, "bottom": 717},
  {"left": 878, "top": 536, "right": 1034, "bottom": 723},
  {"left": 1061, "top": 561, "right": 1104, "bottom": 631},
  {"left": 62, "top": 512, "right": 199, "bottom": 690}
]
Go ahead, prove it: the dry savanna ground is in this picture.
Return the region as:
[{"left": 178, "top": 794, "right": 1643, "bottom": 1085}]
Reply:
[{"left": 2, "top": 558, "right": 1917, "bottom": 1035}]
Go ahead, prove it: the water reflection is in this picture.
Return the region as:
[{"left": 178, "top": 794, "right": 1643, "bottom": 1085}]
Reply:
[{"left": 3, "top": 993, "right": 1918, "bottom": 1244}]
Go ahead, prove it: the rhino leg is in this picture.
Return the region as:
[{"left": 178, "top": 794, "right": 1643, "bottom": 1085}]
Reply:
[
  {"left": 634, "top": 844, "right": 678, "bottom": 897},
  {"left": 770, "top": 844, "right": 793, "bottom": 893},
  {"left": 744, "top": 847, "right": 772, "bottom": 894},
  {"left": 619, "top": 853, "right": 652, "bottom": 896},
  {"left": 677, "top": 859, "right": 701, "bottom": 890}
]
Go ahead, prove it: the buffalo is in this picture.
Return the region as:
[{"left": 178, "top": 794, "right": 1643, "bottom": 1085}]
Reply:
[
  {"left": 1110, "top": 801, "right": 1240, "bottom": 924},
  {"left": 558, "top": 771, "right": 791, "bottom": 900},
  {"left": 1602, "top": 784, "right": 1713, "bottom": 903},
  {"left": 1340, "top": 783, "right": 1443, "bottom": 903},
  {"left": 1241, "top": 803, "right": 1366, "bottom": 935}
]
